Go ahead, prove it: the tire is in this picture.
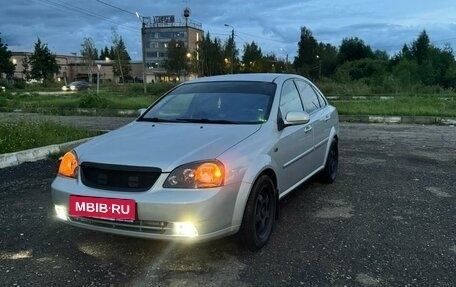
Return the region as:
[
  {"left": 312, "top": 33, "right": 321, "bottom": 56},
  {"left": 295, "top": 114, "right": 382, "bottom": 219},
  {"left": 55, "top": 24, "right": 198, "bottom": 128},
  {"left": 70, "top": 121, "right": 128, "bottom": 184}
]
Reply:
[
  {"left": 239, "top": 175, "right": 276, "bottom": 251},
  {"left": 319, "top": 139, "right": 338, "bottom": 184}
]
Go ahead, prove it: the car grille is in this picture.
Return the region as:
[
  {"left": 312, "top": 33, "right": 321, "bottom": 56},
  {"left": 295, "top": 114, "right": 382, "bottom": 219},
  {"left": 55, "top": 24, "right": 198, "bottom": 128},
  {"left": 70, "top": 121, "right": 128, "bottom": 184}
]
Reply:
[
  {"left": 80, "top": 162, "right": 161, "bottom": 192},
  {"left": 71, "top": 217, "right": 169, "bottom": 234}
]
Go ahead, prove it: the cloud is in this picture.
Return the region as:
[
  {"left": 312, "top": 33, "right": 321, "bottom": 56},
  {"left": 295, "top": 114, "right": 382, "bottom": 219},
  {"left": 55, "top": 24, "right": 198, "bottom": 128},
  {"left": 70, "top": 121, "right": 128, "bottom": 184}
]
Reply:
[{"left": 1, "top": 0, "right": 455, "bottom": 60}]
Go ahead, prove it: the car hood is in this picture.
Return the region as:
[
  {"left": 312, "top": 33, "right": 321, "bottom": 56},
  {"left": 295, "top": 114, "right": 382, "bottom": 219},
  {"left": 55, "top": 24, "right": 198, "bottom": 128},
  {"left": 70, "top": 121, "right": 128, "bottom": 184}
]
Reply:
[{"left": 75, "top": 121, "right": 261, "bottom": 172}]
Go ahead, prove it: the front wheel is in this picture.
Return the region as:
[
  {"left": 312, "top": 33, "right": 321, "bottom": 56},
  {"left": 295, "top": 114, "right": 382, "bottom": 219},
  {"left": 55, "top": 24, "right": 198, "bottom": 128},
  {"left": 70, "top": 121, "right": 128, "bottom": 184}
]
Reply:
[
  {"left": 319, "top": 139, "right": 338, "bottom": 184},
  {"left": 239, "top": 175, "right": 276, "bottom": 251}
]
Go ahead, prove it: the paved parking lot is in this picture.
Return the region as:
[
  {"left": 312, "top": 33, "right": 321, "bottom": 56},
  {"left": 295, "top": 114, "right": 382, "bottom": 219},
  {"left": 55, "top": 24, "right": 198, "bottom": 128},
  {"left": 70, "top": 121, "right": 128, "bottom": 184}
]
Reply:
[{"left": 0, "top": 123, "right": 455, "bottom": 286}]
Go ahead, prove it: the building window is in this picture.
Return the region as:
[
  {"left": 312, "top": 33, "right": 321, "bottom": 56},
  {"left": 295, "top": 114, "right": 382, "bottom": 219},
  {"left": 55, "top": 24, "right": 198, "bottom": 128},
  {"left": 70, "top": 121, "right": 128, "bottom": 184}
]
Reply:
[
  {"left": 148, "top": 42, "right": 158, "bottom": 48},
  {"left": 146, "top": 51, "right": 159, "bottom": 58},
  {"left": 154, "top": 31, "right": 187, "bottom": 39},
  {"left": 147, "top": 62, "right": 160, "bottom": 69}
]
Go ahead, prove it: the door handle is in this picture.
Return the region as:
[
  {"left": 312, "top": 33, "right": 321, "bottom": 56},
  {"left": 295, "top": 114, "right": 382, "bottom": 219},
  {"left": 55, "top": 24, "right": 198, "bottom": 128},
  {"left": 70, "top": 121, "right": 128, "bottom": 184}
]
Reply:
[{"left": 304, "top": 125, "right": 313, "bottom": 133}]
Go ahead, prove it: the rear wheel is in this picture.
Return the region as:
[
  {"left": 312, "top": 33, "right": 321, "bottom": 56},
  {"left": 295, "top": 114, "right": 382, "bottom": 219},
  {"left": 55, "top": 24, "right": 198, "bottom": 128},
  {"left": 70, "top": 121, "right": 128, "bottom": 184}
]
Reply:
[
  {"left": 319, "top": 139, "right": 338, "bottom": 184},
  {"left": 239, "top": 175, "right": 276, "bottom": 251}
]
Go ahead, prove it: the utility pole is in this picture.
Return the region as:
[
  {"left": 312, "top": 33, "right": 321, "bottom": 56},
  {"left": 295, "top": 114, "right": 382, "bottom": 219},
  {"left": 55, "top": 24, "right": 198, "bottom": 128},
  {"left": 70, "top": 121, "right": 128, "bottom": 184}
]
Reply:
[
  {"left": 224, "top": 24, "right": 234, "bottom": 74},
  {"left": 136, "top": 12, "right": 147, "bottom": 94}
]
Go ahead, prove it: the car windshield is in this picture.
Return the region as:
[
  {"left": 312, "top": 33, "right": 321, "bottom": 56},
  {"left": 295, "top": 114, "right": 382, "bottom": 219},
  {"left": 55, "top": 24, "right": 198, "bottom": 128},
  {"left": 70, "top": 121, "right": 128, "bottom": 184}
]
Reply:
[{"left": 140, "top": 81, "right": 276, "bottom": 124}]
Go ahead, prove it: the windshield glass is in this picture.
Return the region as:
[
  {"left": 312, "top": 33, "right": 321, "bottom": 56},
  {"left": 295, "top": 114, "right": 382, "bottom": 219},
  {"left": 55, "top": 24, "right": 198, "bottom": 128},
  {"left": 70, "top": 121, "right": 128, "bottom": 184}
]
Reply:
[{"left": 140, "top": 81, "right": 276, "bottom": 124}]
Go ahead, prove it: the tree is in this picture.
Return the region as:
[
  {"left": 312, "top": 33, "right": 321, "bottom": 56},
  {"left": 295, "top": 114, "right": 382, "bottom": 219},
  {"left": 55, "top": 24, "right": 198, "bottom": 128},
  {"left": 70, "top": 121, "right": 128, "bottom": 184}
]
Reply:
[
  {"left": 0, "top": 34, "right": 15, "bottom": 79},
  {"left": 391, "top": 31, "right": 456, "bottom": 86},
  {"left": 317, "top": 42, "right": 338, "bottom": 77},
  {"left": 338, "top": 37, "right": 374, "bottom": 64},
  {"left": 163, "top": 39, "right": 188, "bottom": 77},
  {"left": 21, "top": 54, "right": 31, "bottom": 80},
  {"left": 242, "top": 41, "right": 263, "bottom": 73},
  {"left": 293, "top": 27, "right": 319, "bottom": 79},
  {"left": 80, "top": 37, "right": 98, "bottom": 83},
  {"left": 262, "top": 54, "right": 286, "bottom": 73},
  {"left": 223, "top": 35, "right": 239, "bottom": 74},
  {"left": 411, "top": 30, "right": 430, "bottom": 65},
  {"left": 198, "top": 32, "right": 224, "bottom": 76},
  {"left": 29, "top": 38, "right": 59, "bottom": 84},
  {"left": 99, "top": 46, "right": 110, "bottom": 60},
  {"left": 111, "top": 29, "right": 131, "bottom": 83},
  {"left": 392, "top": 58, "right": 420, "bottom": 87}
]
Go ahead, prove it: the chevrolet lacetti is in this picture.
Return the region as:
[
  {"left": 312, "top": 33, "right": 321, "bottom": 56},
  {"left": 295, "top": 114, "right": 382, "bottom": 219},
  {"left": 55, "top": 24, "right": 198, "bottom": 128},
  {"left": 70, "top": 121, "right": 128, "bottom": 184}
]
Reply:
[{"left": 51, "top": 73, "right": 339, "bottom": 250}]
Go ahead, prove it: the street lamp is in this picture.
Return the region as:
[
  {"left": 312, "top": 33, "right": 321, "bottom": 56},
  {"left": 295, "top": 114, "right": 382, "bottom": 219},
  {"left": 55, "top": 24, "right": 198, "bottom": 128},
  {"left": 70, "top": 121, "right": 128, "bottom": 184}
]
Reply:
[
  {"left": 136, "top": 12, "right": 147, "bottom": 94},
  {"left": 96, "top": 64, "right": 101, "bottom": 95},
  {"left": 316, "top": 55, "right": 321, "bottom": 79},
  {"left": 224, "top": 24, "right": 234, "bottom": 74}
]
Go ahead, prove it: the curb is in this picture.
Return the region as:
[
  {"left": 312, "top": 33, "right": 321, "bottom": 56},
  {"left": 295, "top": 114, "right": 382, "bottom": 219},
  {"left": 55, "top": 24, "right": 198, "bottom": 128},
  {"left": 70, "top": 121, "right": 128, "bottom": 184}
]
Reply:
[
  {"left": 339, "top": 115, "right": 456, "bottom": 125},
  {"left": 1, "top": 115, "right": 455, "bottom": 169},
  {"left": 0, "top": 138, "right": 92, "bottom": 169}
]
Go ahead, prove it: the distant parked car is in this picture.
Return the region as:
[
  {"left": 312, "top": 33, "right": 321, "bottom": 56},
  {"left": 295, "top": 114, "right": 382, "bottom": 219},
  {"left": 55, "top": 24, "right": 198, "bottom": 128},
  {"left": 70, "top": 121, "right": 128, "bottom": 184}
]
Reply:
[
  {"left": 62, "top": 81, "right": 91, "bottom": 91},
  {"left": 52, "top": 73, "right": 339, "bottom": 250}
]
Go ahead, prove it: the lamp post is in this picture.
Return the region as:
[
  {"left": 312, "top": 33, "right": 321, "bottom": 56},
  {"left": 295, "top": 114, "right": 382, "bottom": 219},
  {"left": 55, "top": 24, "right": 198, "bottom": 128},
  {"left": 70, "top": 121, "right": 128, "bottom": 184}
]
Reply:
[
  {"left": 96, "top": 64, "right": 101, "bottom": 95},
  {"left": 136, "top": 12, "right": 147, "bottom": 94},
  {"left": 316, "top": 55, "right": 321, "bottom": 79},
  {"left": 280, "top": 48, "right": 289, "bottom": 73},
  {"left": 224, "top": 24, "right": 234, "bottom": 74}
]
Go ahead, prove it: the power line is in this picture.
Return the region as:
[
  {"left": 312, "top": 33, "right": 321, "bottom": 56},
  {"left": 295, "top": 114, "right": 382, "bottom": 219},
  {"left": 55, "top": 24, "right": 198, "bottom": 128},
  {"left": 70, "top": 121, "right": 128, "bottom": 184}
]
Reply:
[
  {"left": 236, "top": 31, "right": 287, "bottom": 44},
  {"left": 34, "top": 0, "right": 138, "bottom": 33},
  {"left": 94, "top": 0, "right": 136, "bottom": 16}
]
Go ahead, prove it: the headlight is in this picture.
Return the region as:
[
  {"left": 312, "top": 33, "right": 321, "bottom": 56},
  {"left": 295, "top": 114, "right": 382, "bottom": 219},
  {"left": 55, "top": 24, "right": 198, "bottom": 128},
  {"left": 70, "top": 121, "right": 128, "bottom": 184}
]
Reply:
[
  {"left": 58, "top": 151, "right": 79, "bottom": 178},
  {"left": 164, "top": 160, "right": 224, "bottom": 188}
]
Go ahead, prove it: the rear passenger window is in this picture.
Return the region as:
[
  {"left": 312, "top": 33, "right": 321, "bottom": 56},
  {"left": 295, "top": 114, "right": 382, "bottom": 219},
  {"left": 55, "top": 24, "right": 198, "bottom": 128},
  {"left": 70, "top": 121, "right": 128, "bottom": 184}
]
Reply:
[
  {"left": 295, "top": 80, "right": 321, "bottom": 113},
  {"left": 314, "top": 88, "right": 327, "bottom": 107}
]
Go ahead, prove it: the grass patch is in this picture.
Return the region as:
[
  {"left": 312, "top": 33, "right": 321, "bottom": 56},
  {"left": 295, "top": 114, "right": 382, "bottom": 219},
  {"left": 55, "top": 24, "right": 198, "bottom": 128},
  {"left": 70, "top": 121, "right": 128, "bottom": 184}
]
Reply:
[
  {"left": 0, "top": 121, "right": 99, "bottom": 154},
  {"left": 332, "top": 95, "right": 456, "bottom": 117},
  {"left": 1, "top": 83, "right": 171, "bottom": 113},
  {"left": 2, "top": 82, "right": 456, "bottom": 117}
]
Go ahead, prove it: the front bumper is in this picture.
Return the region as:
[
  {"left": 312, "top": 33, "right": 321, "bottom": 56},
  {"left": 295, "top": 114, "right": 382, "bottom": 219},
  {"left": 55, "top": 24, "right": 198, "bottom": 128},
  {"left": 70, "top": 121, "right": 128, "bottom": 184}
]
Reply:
[{"left": 51, "top": 173, "right": 246, "bottom": 241}]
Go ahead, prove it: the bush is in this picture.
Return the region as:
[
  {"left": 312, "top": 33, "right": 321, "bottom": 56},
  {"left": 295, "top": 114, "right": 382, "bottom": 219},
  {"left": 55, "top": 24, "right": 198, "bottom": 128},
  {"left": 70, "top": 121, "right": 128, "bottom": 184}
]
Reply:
[
  {"left": 13, "top": 78, "right": 26, "bottom": 89},
  {"left": 0, "top": 78, "right": 11, "bottom": 89},
  {"left": 78, "top": 93, "right": 109, "bottom": 108}
]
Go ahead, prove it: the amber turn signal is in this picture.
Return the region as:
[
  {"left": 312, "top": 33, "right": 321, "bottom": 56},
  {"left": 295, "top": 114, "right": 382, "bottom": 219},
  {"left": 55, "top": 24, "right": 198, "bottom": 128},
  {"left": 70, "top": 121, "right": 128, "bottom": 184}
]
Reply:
[
  {"left": 58, "top": 151, "right": 78, "bottom": 178},
  {"left": 195, "top": 162, "right": 224, "bottom": 187}
]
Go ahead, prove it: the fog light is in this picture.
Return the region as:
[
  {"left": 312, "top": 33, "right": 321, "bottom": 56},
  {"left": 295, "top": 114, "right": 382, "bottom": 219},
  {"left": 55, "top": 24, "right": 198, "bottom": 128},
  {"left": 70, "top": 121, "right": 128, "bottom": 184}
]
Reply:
[
  {"left": 174, "top": 222, "right": 198, "bottom": 237},
  {"left": 55, "top": 205, "right": 68, "bottom": 221}
]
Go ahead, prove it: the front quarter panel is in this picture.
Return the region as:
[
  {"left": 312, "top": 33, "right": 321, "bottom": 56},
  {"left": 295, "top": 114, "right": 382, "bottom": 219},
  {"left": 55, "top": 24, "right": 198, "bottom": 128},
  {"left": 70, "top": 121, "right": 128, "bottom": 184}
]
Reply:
[{"left": 217, "top": 124, "right": 280, "bottom": 228}]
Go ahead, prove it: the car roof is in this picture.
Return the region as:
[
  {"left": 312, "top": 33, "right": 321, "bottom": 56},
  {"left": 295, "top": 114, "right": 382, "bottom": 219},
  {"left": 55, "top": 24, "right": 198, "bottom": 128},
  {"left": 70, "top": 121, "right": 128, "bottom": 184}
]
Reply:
[{"left": 186, "top": 73, "right": 301, "bottom": 84}]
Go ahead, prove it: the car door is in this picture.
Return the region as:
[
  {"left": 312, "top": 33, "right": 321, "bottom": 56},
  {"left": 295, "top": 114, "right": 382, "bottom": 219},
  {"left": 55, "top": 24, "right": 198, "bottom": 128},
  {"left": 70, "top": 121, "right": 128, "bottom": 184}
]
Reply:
[
  {"left": 295, "top": 80, "right": 332, "bottom": 169},
  {"left": 275, "top": 79, "right": 315, "bottom": 195}
]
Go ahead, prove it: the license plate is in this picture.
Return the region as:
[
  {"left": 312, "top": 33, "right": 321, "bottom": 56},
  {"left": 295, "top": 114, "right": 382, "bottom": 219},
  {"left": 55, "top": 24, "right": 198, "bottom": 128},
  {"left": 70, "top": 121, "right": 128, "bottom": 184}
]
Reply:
[{"left": 69, "top": 195, "right": 136, "bottom": 220}]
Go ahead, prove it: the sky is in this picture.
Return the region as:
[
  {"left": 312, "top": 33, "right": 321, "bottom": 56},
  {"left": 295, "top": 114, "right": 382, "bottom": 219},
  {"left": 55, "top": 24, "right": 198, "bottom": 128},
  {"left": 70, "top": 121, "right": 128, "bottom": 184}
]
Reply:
[{"left": 1, "top": 0, "right": 455, "bottom": 61}]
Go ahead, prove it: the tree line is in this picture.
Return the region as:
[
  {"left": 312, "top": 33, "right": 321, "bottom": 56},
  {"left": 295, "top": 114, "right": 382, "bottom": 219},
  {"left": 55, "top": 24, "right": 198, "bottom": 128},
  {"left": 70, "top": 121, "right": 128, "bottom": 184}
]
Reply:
[
  {"left": 1, "top": 27, "right": 455, "bottom": 90},
  {"left": 175, "top": 27, "right": 454, "bottom": 90},
  {"left": 292, "top": 27, "right": 456, "bottom": 90}
]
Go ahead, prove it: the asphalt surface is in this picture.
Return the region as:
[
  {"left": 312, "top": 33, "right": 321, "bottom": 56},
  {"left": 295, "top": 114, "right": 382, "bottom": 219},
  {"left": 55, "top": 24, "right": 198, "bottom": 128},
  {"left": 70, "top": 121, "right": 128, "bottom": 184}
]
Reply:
[{"left": 1, "top": 122, "right": 455, "bottom": 286}]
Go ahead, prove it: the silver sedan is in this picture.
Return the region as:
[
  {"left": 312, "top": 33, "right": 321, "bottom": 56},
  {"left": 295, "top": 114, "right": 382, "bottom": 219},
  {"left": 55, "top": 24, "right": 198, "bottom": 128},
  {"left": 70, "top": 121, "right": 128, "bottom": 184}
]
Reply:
[{"left": 51, "top": 73, "right": 339, "bottom": 250}]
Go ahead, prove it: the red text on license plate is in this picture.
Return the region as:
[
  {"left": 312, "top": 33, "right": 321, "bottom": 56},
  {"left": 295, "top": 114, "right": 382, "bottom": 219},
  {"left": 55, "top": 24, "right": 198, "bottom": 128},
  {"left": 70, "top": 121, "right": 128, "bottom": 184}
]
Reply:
[{"left": 69, "top": 195, "right": 136, "bottom": 220}]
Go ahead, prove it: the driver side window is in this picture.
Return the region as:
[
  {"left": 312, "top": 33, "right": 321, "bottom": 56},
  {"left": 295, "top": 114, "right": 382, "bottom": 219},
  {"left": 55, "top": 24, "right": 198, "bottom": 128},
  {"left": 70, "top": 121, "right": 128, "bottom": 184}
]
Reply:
[{"left": 279, "top": 80, "right": 304, "bottom": 119}]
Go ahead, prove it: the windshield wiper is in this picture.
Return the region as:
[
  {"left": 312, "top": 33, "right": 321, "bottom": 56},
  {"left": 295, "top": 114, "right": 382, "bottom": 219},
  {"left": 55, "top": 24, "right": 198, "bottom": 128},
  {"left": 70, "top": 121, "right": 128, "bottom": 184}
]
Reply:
[
  {"left": 138, "top": 117, "right": 179, "bottom": 123},
  {"left": 176, "top": 118, "right": 239, "bottom": 124}
]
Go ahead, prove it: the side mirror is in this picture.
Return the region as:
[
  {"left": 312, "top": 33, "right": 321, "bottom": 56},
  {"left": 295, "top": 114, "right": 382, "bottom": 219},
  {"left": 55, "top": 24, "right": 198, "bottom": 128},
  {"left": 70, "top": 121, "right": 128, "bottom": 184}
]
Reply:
[
  {"left": 137, "top": 108, "right": 147, "bottom": 117},
  {"left": 284, "top": 111, "right": 310, "bottom": 125}
]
